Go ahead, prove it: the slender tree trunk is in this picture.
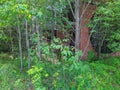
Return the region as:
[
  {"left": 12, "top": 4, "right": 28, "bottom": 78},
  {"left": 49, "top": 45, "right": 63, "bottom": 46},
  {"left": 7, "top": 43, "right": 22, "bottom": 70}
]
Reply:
[
  {"left": 36, "top": 19, "right": 41, "bottom": 60},
  {"left": 75, "top": 0, "right": 80, "bottom": 51},
  {"left": 25, "top": 20, "right": 31, "bottom": 69},
  {"left": 98, "top": 32, "right": 106, "bottom": 58},
  {"left": 17, "top": 16, "right": 23, "bottom": 71}
]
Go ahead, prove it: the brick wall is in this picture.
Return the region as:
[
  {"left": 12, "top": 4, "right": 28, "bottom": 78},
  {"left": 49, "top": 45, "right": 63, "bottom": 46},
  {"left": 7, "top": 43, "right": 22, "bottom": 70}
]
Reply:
[{"left": 80, "top": 4, "right": 96, "bottom": 59}]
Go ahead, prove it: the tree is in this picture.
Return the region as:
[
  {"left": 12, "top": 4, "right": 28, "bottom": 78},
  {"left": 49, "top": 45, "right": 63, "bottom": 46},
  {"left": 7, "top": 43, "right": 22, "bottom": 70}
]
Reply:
[
  {"left": 90, "top": 0, "right": 120, "bottom": 57},
  {"left": 75, "top": 0, "right": 80, "bottom": 51}
]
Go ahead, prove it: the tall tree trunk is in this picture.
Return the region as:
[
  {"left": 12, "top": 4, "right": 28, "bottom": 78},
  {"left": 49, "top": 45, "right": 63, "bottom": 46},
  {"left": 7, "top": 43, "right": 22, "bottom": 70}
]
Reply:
[
  {"left": 17, "top": 16, "right": 23, "bottom": 71},
  {"left": 36, "top": 19, "right": 41, "bottom": 61},
  {"left": 75, "top": 0, "right": 80, "bottom": 52},
  {"left": 25, "top": 20, "right": 31, "bottom": 69}
]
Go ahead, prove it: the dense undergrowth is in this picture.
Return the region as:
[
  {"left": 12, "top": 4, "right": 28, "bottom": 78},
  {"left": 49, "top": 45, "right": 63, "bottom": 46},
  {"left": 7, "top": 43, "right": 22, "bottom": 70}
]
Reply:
[{"left": 0, "top": 53, "right": 120, "bottom": 90}]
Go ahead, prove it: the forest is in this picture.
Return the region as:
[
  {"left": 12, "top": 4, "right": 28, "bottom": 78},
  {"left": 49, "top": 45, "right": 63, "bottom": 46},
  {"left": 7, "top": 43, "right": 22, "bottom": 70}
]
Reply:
[{"left": 0, "top": 0, "right": 120, "bottom": 90}]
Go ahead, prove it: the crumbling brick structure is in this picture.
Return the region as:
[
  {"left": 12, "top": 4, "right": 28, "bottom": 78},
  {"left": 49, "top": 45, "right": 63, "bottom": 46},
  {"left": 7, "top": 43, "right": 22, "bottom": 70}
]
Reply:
[{"left": 79, "top": 4, "right": 96, "bottom": 59}]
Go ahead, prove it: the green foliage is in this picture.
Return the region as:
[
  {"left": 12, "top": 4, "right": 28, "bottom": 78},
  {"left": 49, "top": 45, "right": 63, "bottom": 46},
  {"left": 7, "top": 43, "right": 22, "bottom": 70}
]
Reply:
[
  {"left": 87, "top": 50, "right": 95, "bottom": 61},
  {"left": 27, "top": 37, "right": 120, "bottom": 89},
  {"left": 27, "top": 65, "right": 46, "bottom": 90},
  {"left": 0, "top": 54, "right": 120, "bottom": 90},
  {"left": 0, "top": 63, "right": 27, "bottom": 90},
  {"left": 0, "top": 57, "right": 29, "bottom": 90},
  {"left": 0, "top": 64, "right": 12, "bottom": 90},
  {"left": 27, "top": 36, "right": 120, "bottom": 89},
  {"left": 90, "top": 57, "right": 120, "bottom": 89},
  {"left": 27, "top": 56, "right": 120, "bottom": 90},
  {"left": 90, "top": 0, "right": 120, "bottom": 52},
  {"left": 0, "top": 0, "right": 120, "bottom": 90}
]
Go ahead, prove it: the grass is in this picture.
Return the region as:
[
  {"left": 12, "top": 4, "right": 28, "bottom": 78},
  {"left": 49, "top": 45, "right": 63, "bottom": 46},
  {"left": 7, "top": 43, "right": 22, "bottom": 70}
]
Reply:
[
  {"left": 0, "top": 53, "right": 30, "bottom": 90},
  {"left": 89, "top": 57, "right": 120, "bottom": 90}
]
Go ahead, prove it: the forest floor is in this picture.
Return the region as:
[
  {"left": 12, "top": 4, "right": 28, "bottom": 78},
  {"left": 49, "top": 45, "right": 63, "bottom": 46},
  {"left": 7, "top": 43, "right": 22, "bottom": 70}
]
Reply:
[{"left": 0, "top": 53, "right": 120, "bottom": 90}]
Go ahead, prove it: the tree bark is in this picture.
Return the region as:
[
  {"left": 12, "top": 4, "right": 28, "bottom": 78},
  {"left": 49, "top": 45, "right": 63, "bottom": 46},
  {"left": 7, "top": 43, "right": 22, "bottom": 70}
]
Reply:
[
  {"left": 75, "top": 0, "right": 80, "bottom": 51},
  {"left": 36, "top": 19, "right": 41, "bottom": 61},
  {"left": 25, "top": 20, "right": 31, "bottom": 69},
  {"left": 17, "top": 16, "right": 23, "bottom": 71}
]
